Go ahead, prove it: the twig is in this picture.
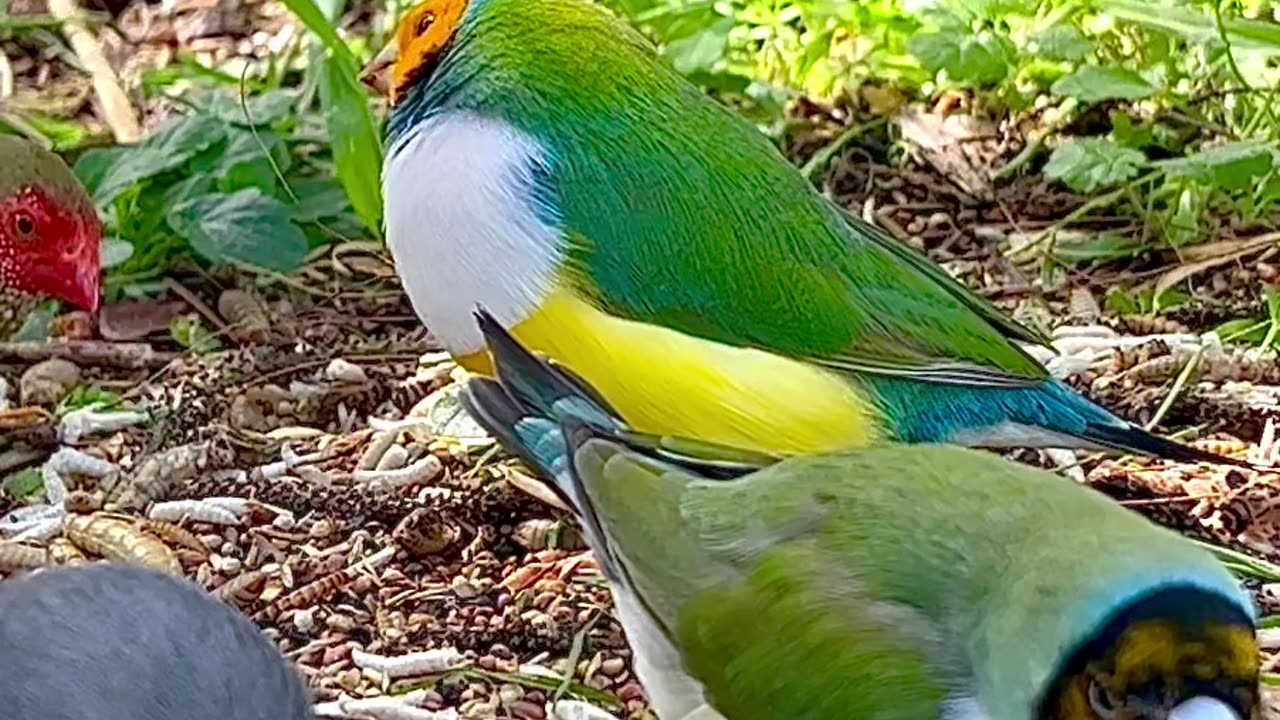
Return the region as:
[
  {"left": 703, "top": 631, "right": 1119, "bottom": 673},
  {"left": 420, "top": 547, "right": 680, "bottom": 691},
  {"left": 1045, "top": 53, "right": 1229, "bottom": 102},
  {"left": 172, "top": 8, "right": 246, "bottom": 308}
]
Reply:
[
  {"left": 164, "top": 278, "right": 231, "bottom": 336},
  {"left": 47, "top": 0, "right": 142, "bottom": 143},
  {"left": 0, "top": 341, "right": 175, "bottom": 369},
  {"left": 801, "top": 118, "right": 886, "bottom": 181},
  {"left": 1144, "top": 345, "right": 1203, "bottom": 432}
]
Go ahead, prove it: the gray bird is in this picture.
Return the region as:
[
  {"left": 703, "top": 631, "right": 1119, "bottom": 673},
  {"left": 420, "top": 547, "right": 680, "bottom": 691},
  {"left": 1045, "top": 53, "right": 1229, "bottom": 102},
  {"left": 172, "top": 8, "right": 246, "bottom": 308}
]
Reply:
[{"left": 0, "top": 563, "right": 313, "bottom": 720}]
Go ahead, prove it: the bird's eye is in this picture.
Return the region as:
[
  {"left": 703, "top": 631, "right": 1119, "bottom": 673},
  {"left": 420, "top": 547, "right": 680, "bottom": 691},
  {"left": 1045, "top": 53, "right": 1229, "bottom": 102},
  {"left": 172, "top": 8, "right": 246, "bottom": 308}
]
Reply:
[
  {"left": 1088, "top": 679, "right": 1120, "bottom": 719},
  {"left": 12, "top": 212, "right": 36, "bottom": 239},
  {"left": 416, "top": 11, "right": 436, "bottom": 35}
]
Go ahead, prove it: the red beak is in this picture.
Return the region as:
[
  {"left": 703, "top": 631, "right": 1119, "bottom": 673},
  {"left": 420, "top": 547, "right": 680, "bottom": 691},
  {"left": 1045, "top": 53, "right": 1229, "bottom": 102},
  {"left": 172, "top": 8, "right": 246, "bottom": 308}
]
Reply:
[{"left": 73, "top": 249, "right": 102, "bottom": 313}]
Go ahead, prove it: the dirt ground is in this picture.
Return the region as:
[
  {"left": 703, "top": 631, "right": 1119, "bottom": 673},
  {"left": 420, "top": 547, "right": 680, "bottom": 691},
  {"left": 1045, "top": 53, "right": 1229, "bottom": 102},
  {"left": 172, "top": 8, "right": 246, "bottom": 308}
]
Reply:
[{"left": 3, "top": 0, "right": 1280, "bottom": 718}]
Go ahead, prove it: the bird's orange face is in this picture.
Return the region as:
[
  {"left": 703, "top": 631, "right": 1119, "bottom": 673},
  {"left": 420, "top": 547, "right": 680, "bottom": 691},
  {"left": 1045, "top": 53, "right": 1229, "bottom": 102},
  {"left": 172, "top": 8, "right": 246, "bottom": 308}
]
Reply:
[
  {"left": 0, "top": 185, "right": 101, "bottom": 313},
  {"left": 360, "top": 0, "right": 468, "bottom": 106}
]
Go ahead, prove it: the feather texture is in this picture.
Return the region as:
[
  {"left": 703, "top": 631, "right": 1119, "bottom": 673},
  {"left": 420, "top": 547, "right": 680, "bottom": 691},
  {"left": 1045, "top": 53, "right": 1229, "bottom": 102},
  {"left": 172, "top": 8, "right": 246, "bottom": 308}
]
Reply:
[
  {"left": 384, "top": 0, "right": 1250, "bottom": 466},
  {"left": 460, "top": 313, "right": 1256, "bottom": 720}
]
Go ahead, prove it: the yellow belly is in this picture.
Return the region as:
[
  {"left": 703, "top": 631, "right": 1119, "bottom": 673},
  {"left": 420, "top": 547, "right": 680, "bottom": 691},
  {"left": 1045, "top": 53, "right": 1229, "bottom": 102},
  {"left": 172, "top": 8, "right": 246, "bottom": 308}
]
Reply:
[{"left": 454, "top": 288, "right": 880, "bottom": 456}]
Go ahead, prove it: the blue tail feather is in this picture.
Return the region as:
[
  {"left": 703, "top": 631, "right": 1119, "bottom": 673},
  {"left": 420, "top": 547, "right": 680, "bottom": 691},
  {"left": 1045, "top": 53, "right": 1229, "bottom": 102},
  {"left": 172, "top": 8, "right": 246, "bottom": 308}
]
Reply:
[{"left": 865, "top": 377, "right": 1255, "bottom": 468}]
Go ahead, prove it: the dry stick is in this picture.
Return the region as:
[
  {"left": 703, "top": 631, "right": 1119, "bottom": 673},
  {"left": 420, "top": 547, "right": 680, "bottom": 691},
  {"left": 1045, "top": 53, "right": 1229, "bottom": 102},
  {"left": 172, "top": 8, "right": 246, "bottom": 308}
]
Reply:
[
  {"left": 47, "top": 0, "right": 142, "bottom": 143},
  {"left": 0, "top": 341, "right": 176, "bottom": 368},
  {"left": 1144, "top": 345, "right": 1204, "bottom": 433}
]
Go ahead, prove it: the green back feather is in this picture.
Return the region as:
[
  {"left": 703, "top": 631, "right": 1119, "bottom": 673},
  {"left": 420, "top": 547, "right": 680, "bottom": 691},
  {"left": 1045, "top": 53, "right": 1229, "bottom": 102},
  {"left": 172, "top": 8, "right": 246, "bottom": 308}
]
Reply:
[
  {"left": 572, "top": 442, "right": 1248, "bottom": 720},
  {"left": 403, "top": 0, "right": 1048, "bottom": 384}
]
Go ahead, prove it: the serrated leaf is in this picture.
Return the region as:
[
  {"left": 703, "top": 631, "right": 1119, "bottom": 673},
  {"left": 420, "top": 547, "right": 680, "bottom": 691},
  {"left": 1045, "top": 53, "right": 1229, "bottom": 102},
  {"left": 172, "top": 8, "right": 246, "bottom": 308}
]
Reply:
[
  {"left": 167, "top": 189, "right": 309, "bottom": 271},
  {"left": 1051, "top": 66, "right": 1156, "bottom": 103},
  {"left": 1044, "top": 138, "right": 1146, "bottom": 192},
  {"left": 908, "top": 31, "right": 1011, "bottom": 85},
  {"left": 75, "top": 115, "right": 226, "bottom": 206}
]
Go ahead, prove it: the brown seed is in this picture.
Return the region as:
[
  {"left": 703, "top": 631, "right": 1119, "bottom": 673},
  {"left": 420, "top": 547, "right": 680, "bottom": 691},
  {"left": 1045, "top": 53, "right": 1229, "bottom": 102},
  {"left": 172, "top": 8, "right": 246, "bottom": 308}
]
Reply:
[
  {"left": 510, "top": 700, "right": 546, "bottom": 720},
  {"left": 422, "top": 691, "right": 445, "bottom": 711},
  {"left": 617, "top": 681, "right": 646, "bottom": 702}
]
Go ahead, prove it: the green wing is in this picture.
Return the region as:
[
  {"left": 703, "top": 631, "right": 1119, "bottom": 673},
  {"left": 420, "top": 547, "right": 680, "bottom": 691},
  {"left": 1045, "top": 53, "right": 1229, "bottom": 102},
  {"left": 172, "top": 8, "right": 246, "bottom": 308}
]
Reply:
[{"left": 571, "top": 436, "right": 949, "bottom": 720}]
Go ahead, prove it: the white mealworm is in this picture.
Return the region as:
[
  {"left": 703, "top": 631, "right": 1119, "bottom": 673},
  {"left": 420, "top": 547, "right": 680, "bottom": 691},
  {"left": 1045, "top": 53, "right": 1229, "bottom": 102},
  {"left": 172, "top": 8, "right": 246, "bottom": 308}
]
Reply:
[
  {"left": 59, "top": 409, "right": 148, "bottom": 443},
  {"left": 147, "top": 500, "right": 240, "bottom": 526},
  {"left": 40, "top": 464, "right": 68, "bottom": 506},
  {"left": 553, "top": 701, "right": 623, "bottom": 720},
  {"left": 350, "top": 647, "right": 464, "bottom": 678},
  {"left": 12, "top": 516, "right": 65, "bottom": 542},
  {"left": 357, "top": 431, "right": 400, "bottom": 471},
  {"left": 200, "top": 496, "right": 252, "bottom": 517},
  {"left": 367, "top": 417, "right": 433, "bottom": 434},
  {"left": 325, "top": 358, "right": 369, "bottom": 384},
  {"left": 1, "top": 503, "right": 66, "bottom": 528},
  {"left": 314, "top": 696, "right": 459, "bottom": 720},
  {"left": 352, "top": 456, "right": 442, "bottom": 488},
  {"left": 375, "top": 445, "right": 409, "bottom": 472},
  {"left": 294, "top": 465, "right": 335, "bottom": 485},
  {"left": 256, "top": 448, "right": 326, "bottom": 480},
  {"left": 46, "top": 447, "right": 117, "bottom": 478}
]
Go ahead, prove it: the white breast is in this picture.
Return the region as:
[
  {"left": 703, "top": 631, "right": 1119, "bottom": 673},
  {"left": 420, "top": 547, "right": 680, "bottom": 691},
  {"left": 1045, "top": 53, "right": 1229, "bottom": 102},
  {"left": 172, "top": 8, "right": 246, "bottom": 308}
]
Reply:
[
  {"left": 611, "top": 585, "right": 718, "bottom": 720},
  {"left": 383, "top": 112, "right": 563, "bottom": 355}
]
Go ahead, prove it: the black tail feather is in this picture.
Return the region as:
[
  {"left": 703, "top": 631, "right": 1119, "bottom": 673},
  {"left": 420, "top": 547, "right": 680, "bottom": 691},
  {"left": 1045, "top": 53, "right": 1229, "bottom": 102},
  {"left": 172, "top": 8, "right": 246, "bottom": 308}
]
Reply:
[{"left": 1081, "top": 422, "right": 1260, "bottom": 471}]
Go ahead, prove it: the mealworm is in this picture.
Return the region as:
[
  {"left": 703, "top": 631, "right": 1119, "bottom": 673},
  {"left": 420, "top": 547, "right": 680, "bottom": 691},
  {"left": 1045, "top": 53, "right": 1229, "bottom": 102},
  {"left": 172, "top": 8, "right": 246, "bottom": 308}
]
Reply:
[
  {"left": 351, "top": 648, "right": 465, "bottom": 678},
  {"left": 138, "top": 519, "right": 210, "bottom": 556},
  {"left": 65, "top": 514, "right": 181, "bottom": 575},
  {"left": 147, "top": 500, "right": 240, "bottom": 526}
]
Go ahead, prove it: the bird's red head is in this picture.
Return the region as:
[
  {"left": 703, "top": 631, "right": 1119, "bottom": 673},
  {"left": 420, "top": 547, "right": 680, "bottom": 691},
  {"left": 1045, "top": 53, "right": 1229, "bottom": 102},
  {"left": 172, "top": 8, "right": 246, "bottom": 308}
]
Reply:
[{"left": 0, "top": 184, "right": 102, "bottom": 313}]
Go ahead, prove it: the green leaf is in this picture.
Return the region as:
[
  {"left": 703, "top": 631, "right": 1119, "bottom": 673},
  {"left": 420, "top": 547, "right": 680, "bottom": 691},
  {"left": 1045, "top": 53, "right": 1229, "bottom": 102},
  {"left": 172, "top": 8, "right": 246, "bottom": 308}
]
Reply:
[
  {"left": 1044, "top": 138, "right": 1146, "bottom": 192},
  {"left": 101, "top": 237, "right": 134, "bottom": 269},
  {"left": 76, "top": 115, "right": 226, "bottom": 206},
  {"left": 55, "top": 385, "right": 122, "bottom": 419},
  {"left": 1053, "top": 233, "right": 1147, "bottom": 264},
  {"left": 170, "top": 315, "right": 223, "bottom": 355},
  {"left": 1166, "top": 182, "right": 1207, "bottom": 248},
  {"left": 1214, "top": 318, "right": 1268, "bottom": 344},
  {"left": 3, "top": 469, "right": 44, "bottom": 500},
  {"left": 1051, "top": 66, "right": 1157, "bottom": 103},
  {"left": 290, "top": 177, "right": 355, "bottom": 223},
  {"left": 908, "top": 31, "right": 1011, "bottom": 85},
  {"left": 1157, "top": 141, "right": 1275, "bottom": 191},
  {"left": 196, "top": 90, "right": 299, "bottom": 126},
  {"left": 1104, "top": 288, "right": 1143, "bottom": 316},
  {"left": 317, "top": 58, "right": 384, "bottom": 236},
  {"left": 167, "top": 189, "right": 309, "bottom": 271},
  {"left": 665, "top": 16, "right": 734, "bottom": 73},
  {"left": 1030, "top": 25, "right": 1093, "bottom": 62}
]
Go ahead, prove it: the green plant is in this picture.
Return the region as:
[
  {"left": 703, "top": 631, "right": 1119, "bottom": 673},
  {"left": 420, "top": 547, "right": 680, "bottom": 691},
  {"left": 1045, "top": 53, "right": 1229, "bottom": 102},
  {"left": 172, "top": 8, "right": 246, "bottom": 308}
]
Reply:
[{"left": 74, "top": 88, "right": 369, "bottom": 287}]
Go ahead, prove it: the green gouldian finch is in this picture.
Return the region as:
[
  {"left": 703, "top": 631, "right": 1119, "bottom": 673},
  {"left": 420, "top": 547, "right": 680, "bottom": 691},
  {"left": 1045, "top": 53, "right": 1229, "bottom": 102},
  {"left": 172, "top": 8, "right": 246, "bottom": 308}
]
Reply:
[
  {"left": 0, "top": 134, "right": 101, "bottom": 339},
  {"left": 459, "top": 308, "right": 1260, "bottom": 720},
  {"left": 361, "top": 0, "right": 1242, "bottom": 468}
]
